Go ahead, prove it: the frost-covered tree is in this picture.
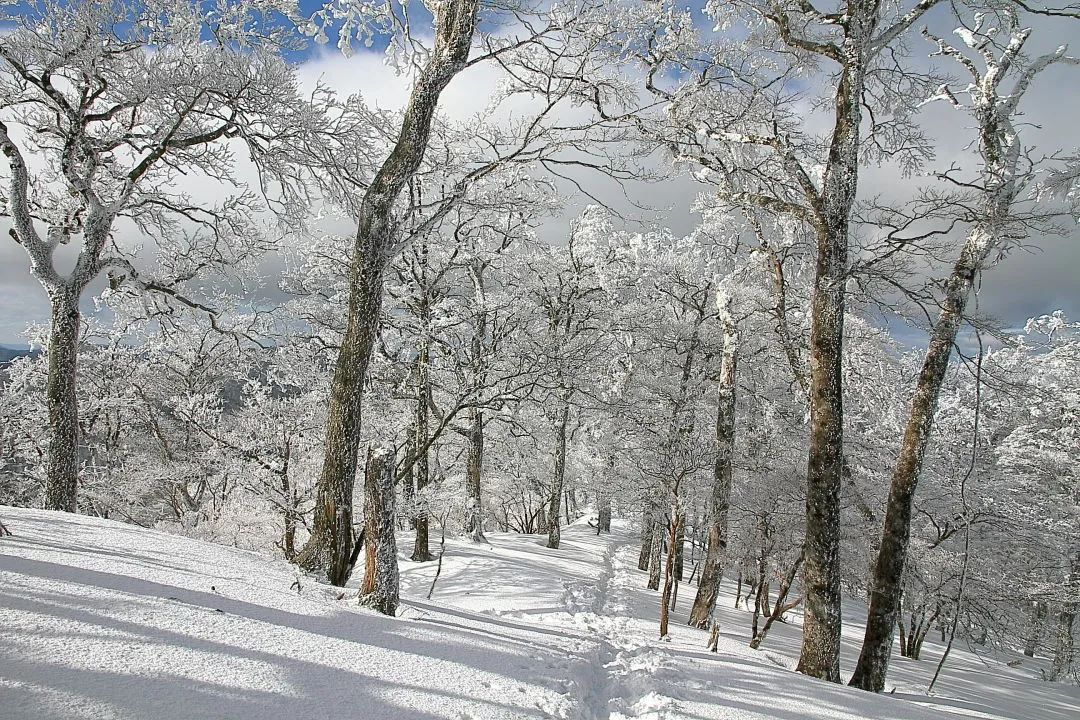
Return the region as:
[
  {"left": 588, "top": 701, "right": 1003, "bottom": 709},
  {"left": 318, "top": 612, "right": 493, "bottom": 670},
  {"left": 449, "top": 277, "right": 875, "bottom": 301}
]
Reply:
[
  {"left": 295, "top": 0, "right": 637, "bottom": 584},
  {"left": 602, "top": 0, "right": 950, "bottom": 679},
  {"left": 0, "top": 0, "right": 305, "bottom": 512},
  {"left": 851, "top": 10, "right": 1080, "bottom": 691}
]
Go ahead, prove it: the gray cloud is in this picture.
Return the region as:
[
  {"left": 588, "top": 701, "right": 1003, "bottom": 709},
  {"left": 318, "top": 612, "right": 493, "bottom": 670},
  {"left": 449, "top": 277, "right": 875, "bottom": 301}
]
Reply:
[{"left": 1, "top": 12, "right": 1077, "bottom": 345}]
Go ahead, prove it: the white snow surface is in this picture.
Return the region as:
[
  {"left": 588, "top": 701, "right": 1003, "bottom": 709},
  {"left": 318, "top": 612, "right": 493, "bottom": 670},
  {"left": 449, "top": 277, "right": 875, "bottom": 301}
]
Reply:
[{"left": 1, "top": 507, "right": 1077, "bottom": 720}]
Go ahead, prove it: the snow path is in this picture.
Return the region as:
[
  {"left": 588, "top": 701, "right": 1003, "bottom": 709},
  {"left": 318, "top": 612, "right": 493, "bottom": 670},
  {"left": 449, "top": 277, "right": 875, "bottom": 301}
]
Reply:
[{"left": 2, "top": 507, "right": 1078, "bottom": 720}]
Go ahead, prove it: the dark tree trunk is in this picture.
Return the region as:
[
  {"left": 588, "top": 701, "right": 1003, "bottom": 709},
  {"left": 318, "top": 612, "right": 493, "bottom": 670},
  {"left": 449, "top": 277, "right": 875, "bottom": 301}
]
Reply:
[
  {"left": 44, "top": 292, "right": 81, "bottom": 512},
  {"left": 850, "top": 14, "right": 1032, "bottom": 690},
  {"left": 673, "top": 518, "right": 685, "bottom": 582},
  {"left": 659, "top": 506, "right": 682, "bottom": 638},
  {"left": 647, "top": 527, "right": 662, "bottom": 591},
  {"left": 1025, "top": 601, "right": 1048, "bottom": 657},
  {"left": 598, "top": 493, "right": 611, "bottom": 533},
  {"left": 689, "top": 312, "right": 737, "bottom": 628},
  {"left": 638, "top": 505, "right": 655, "bottom": 571},
  {"left": 751, "top": 553, "right": 805, "bottom": 650},
  {"left": 280, "top": 438, "right": 297, "bottom": 559},
  {"left": 464, "top": 407, "right": 485, "bottom": 541},
  {"left": 796, "top": 44, "right": 868, "bottom": 685},
  {"left": 850, "top": 237, "right": 999, "bottom": 692},
  {"left": 547, "top": 398, "right": 570, "bottom": 549},
  {"left": 411, "top": 326, "right": 434, "bottom": 561},
  {"left": 360, "top": 445, "right": 399, "bottom": 616},
  {"left": 1049, "top": 552, "right": 1080, "bottom": 681},
  {"left": 294, "top": 0, "right": 481, "bottom": 584}
]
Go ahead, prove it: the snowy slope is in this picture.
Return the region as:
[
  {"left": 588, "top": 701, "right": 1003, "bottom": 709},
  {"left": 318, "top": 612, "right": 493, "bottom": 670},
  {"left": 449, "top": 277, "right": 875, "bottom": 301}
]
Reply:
[{"left": 1, "top": 507, "right": 1077, "bottom": 720}]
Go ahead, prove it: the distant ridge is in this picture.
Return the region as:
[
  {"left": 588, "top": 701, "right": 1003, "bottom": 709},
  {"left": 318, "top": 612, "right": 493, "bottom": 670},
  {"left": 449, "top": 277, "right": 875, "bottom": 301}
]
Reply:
[{"left": 0, "top": 345, "right": 36, "bottom": 366}]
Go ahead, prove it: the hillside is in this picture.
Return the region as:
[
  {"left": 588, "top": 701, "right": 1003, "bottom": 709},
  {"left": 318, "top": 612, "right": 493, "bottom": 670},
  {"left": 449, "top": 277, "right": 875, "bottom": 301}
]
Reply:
[{"left": 0, "top": 507, "right": 1076, "bottom": 720}]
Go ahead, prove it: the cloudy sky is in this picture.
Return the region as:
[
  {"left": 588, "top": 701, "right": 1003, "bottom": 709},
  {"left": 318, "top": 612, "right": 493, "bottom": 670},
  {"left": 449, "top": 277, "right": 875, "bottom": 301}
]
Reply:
[{"left": 0, "top": 1, "right": 1077, "bottom": 346}]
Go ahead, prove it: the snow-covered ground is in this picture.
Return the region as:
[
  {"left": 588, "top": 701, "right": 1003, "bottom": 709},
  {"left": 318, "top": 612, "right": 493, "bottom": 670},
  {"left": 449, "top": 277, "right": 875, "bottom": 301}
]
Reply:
[{"left": 1, "top": 507, "right": 1076, "bottom": 719}]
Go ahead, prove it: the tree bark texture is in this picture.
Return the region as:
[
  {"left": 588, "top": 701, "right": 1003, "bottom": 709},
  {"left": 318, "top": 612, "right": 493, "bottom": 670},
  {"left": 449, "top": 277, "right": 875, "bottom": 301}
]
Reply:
[
  {"left": 547, "top": 398, "right": 571, "bottom": 549},
  {"left": 44, "top": 293, "right": 82, "bottom": 512},
  {"left": 296, "top": 0, "right": 481, "bottom": 582},
  {"left": 411, "top": 327, "right": 434, "bottom": 561},
  {"left": 647, "top": 526, "right": 662, "bottom": 591},
  {"left": 1025, "top": 601, "right": 1048, "bottom": 657},
  {"left": 464, "top": 407, "right": 486, "bottom": 541},
  {"left": 659, "top": 506, "right": 682, "bottom": 638},
  {"left": 689, "top": 312, "right": 738, "bottom": 628},
  {"left": 360, "top": 445, "right": 400, "bottom": 616},
  {"left": 796, "top": 3, "right": 880, "bottom": 680},
  {"left": 1049, "top": 551, "right": 1080, "bottom": 681},
  {"left": 598, "top": 494, "right": 612, "bottom": 533},
  {"left": 638, "top": 504, "right": 655, "bottom": 570}
]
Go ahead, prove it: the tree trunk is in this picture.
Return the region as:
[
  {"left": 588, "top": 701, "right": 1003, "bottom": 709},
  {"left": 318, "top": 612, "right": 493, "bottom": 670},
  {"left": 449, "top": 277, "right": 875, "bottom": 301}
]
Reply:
[
  {"left": 1049, "top": 552, "right": 1080, "bottom": 681},
  {"left": 546, "top": 398, "right": 570, "bottom": 549},
  {"left": 360, "top": 445, "right": 399, "bottom": 616},
  {"left": 751, "top": 553, "right": 805, "bottom": 650},
  {"left": 796, "top": 25, "right": 874, "bottom": 680},
  {"left": 660, "top": 506, "right": 682, "bottom": 638},
  {"left": 294, "top": 0, "right": 481, "bottom": 584},
  {"left": 1025, "top": 601, "right": 1048, "bottom": 657},
  {"left": 411, "top": 326, "right": 434, "bottom": 561},
  {"left": 689, "top": 310, "right": 738, "bottom": 628},
  {"left": 464, "top": 407, "right": 486, "bottom": 541},
  {"left": 850, "top": 230, "right": 1002, "bottom": 691},
  {"left": 647, "top": 526, "right": 662, "bottom": 591},
  {"left": 280, "top": 438, "right": 297, "bottom": 559},
  {"left": 1049, "top": 604, "right": 1077, "bottom": 681},
  {"left": 850, "top": 14, "right": 1035, "bottom": 690},
  {"left": 598, "top": 493, "right": 611, "bottom": 533},
  {"left": 673, "top": 518, "right": 685, "bottom": 582},
  {"left": 638, "top": 504, "right": 654, "bottom": 570},
  {"left": 44, "top": 292, "right": 81, "bottom": 512}
]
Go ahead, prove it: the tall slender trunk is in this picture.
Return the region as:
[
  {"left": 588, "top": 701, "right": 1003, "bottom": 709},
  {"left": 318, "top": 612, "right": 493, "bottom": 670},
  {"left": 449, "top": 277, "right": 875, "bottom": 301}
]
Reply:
[
  {"left": 638, "top": 503, "right": 655, "bottom": 570},
  {"left": 659, "top": 505, "right": 682, "bottom": 637},
  {"left": 547, "top": 397, "right": 570, "bottom": 549},
  {"left": 411, "top": 317, "right": 434, "bottom": 561},
  {"left": 596, "top": 490, "right": 613, "bottom": 535},
  {"left": 293, "top": 241, "right": 382, "bottom": 584},
  {"left": 1025, "top": 601, "right": 1048, "bottom": 657},
  {"left": 294, "top": 0, "right": 481, "bottom": 584},
  {"left": 647, "top": 526, "right": 662, "bottom": 591},
  {"left": 360, "top": 445, "right": 399, "bottom": 616},
  {"left": 280, "top": 437, "right": 296, "bottom": 559},
  {"left": 797, "top": 8, "right": 878, "bottom": 677},
  {"left": 849, "top": 228, "right": 996, "bottom": 690},
  {"left": 1049, "top": 551, "right": 1080, "bottom": 681},
  {"left": 689, "top": 310, "right": 738, "bottom": 628},
  {"left": 673, "top": 518, "right": 685, "bottom": 581},
  {"left": 797, "top": 216, "right": 847, "bottom": 682},
  {"left": 851, "top": 23, "right": 1025, "bottom": 688},
  {"left": 44, "top": 291, "right": 81, "bottom": 512},
  {"left": 464, "top": 407, "right": 485, "bottom": 541}
]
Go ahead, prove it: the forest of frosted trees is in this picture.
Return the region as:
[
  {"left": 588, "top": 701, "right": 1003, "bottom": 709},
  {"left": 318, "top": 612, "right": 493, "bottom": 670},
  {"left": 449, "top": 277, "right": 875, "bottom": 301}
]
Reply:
[{"left": 0, "top": 0, "right": 1078, "bottom": 692}]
